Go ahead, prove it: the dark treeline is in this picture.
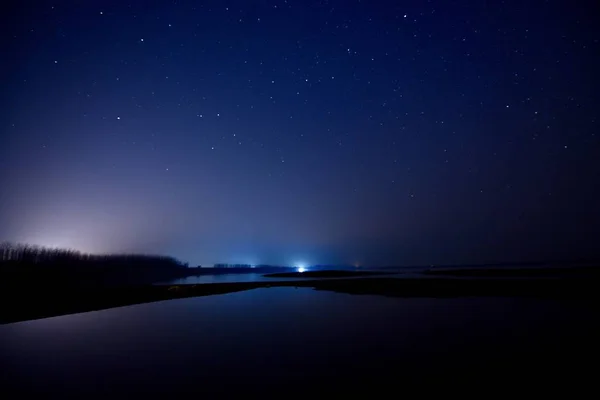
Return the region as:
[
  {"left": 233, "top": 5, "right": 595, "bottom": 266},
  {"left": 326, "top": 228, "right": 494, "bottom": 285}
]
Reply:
[
  {"left": 311, "top": 264, "right": 357, "bottom": 270},
  {"left": 0, "top": 242, "right": 188, "bottom": 287},
  {"left": 0, "top": 242, "right": 186, "bottom": 269},
  {"left": 212, "top": 263, "right": 290, "bottom": 269},
  {"left": 213, "top": 263, "right": 253, "bottom": 269}
]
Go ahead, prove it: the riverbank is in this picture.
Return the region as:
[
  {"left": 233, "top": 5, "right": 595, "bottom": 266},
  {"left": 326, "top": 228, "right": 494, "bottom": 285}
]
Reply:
[
  {"left": 1, "top": 276, "right": 597, "bottom": 324},
  {"left": 423, "top": 265, "right": 599, "bottom": 278}
]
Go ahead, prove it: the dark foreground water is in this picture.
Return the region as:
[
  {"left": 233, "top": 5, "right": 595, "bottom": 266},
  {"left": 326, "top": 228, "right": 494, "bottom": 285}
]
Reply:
[{"left": 0, "top": 288, "right": 596, "bottom": 397}]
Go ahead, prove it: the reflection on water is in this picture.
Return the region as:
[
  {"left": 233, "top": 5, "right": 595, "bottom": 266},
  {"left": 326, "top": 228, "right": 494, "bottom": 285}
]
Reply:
[
  {"left": 0, "top": 288, "right": 594, "bottom": 396},
  {"left": 161, "top": 271, "right": 423, "bottom": 285},
  {"left": 162, "top": 272, "right": 299, "bottom": 284}
]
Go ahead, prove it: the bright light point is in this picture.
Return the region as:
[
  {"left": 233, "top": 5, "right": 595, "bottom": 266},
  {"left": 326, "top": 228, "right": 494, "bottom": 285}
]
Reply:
[{"left": 296, "top": 263, "right": 307, "bottom": 273}]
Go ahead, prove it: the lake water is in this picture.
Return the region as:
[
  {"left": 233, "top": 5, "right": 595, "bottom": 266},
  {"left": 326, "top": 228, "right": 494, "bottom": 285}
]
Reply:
[
  {"left": 160, "top": 270, "right": 424, "bottom": 284},
  {"left": 162, "top": 272, "right": 309, "bottom": 284},
  {"left": 160, "top": 264, "right": 578, "bottom": 285},
  {"left": 0, "top": 287, "right": 595, "bottom": 397}
]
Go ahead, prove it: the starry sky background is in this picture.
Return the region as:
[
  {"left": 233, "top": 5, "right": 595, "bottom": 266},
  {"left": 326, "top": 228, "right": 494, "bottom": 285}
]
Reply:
[{"left": 1, "top": 0, "right": 599, "bottom": 267}]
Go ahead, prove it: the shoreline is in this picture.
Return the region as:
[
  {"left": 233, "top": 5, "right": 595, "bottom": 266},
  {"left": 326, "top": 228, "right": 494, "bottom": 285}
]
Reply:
[
  {"left": 1, "top": 276, "right": 597, "bottom": 325},
  {"left": 423, "top": 265, "right": 599, "bottom": 278}
]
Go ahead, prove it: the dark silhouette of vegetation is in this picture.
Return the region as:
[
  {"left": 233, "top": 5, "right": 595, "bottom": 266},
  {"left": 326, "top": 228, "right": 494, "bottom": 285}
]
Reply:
[
  {"left": 209, "top": 264, "right": 295, "bottom": 274},
  {"left": 213, "top": 263, "right": 253, "bottom": 269},
  {"left": 212, "top": 263, "right": 293, "bottom": 269},
  {"left": 0, "top": 242, "right": 185, "bottom": 269},
  {"left": 0, "top": 242, "right": 188, "bottom": 287}
]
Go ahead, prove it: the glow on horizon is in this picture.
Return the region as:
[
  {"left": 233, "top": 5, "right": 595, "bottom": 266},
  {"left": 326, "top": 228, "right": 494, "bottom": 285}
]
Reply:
[
  {"left": 22, "top": 232, "right": 98, "bottom": 254},
  {"left": 296, "top": 262, "right": 307, "bottom": 273}
]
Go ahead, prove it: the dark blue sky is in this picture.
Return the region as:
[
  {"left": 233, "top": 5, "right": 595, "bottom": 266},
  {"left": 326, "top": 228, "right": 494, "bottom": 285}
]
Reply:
[{"left": 2, "top": 0, "right": 599, "bottom": 266}]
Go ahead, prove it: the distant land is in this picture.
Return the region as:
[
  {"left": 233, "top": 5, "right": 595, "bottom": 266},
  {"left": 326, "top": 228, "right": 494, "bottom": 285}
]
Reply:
[
  {"left": 2, "top": 241, "right": 599, "bottom": 287},
  {"left": 381, "top": 259, "right": 600, "bottom": 270},
  {"left": 264, "top": 270, "right": 390, "bottom": 278}
]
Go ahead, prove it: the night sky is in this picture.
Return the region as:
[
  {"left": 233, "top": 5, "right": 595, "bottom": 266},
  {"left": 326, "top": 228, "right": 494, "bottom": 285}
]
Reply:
[{"left": 2, "top": 0, "right": 599, "bottom": 267}]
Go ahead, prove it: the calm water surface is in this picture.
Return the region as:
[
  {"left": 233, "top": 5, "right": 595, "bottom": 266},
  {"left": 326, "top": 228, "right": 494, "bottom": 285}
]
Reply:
[
  {"left": 161, "top": 270, "right": 421, "bottom": 284},
  {"left": 163, "top": 272, "right": 308, "bottom": 284},
  {"left": 0, "top": 288, "right": 595, "bottom": 396}
]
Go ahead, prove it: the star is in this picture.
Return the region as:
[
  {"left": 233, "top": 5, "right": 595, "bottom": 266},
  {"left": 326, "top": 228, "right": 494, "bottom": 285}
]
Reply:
[{"left": 5, "top": 0, "right": 596, "bottom": 269}]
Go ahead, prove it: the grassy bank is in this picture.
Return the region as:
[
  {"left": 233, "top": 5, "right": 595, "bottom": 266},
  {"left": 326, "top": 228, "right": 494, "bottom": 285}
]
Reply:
[{"left": 1, "top": 276, "right": 598, "bottom": 325}]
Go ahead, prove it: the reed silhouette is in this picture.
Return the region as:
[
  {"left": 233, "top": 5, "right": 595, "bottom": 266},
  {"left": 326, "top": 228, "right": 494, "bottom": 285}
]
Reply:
[{"left": 0, "top": 242, "right": 187, "bottom": 287}]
